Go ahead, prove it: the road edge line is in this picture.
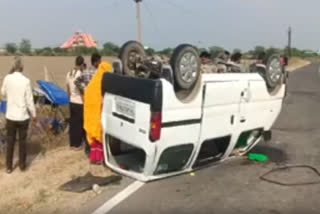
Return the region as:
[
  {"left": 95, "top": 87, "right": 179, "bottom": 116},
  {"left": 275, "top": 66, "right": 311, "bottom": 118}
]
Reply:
[{"left": 91, "top": 181, "right": 145, "bottom": 214}]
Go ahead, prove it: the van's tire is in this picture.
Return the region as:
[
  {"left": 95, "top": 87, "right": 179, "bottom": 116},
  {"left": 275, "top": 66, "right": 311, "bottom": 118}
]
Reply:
[
  {"left": 119, "top": 41, "right": 145, "bottom": 77},
  {"left": 265, "top": 54, "right": 284, "bottom": 91},
  {"left": 170, "top": 44, "right": 201, "bottom": 90}
]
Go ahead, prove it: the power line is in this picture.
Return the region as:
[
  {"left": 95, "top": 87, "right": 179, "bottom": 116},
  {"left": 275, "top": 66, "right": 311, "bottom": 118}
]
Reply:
[
  {"left": 143, "top": 0, "right": 163, "bottom": 41},
  {"left": 104, "top": 0, "right": 118, "bottom": 8},
  {"left": 130, "top": 0, "right": 195, "bottom": 45},
  {"left": 160, "top": 0, "right": 195, "bottom": 15}
]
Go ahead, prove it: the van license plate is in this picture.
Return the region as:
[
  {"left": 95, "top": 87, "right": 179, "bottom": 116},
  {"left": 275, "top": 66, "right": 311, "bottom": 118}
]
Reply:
[{"left": 115, "top": 98, "right": 135, "bottom": 119}]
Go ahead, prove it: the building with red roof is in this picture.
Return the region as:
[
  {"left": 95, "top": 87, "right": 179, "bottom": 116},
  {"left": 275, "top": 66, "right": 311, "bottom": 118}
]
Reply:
[{"left": 61, "top": 31, "right": 98, "bottom": 49}]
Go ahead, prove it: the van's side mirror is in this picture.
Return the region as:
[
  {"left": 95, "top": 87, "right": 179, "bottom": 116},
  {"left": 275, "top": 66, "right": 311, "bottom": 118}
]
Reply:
[
  {"left": 263, "top": 130, "right": 272, "bottom": 142},
  {"left": 113, "top": 60, "right": 123, "bottom": 75},
  {"left": 161, "top": 65, "right": 174, "bottom": 85}
]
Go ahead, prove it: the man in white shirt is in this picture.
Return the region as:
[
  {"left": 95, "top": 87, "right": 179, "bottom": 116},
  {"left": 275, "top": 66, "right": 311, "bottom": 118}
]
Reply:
[
  {"left": 66, "top": 56, "right": 86, "bottom": 150},
  {"left": 1, "top": 56, "right": 36, "bottom": 173}
]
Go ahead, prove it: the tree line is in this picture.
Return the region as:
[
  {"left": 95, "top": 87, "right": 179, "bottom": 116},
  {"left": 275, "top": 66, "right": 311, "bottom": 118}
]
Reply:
[{"left": 3, "top": 39, "right": 319, "bottom": 59}]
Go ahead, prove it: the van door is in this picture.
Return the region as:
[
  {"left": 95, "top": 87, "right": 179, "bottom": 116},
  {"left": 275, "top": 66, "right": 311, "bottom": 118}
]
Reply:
[
  {"left": 239, "top": 81, "right": 250, "bottom": 127},
  {"left": 192, "top": 80, "right": 248, "bottom": 165},
  {"left": 240, "top": 79, "right": 285, "bottom": 131},
  {"left": 233, "top": 75, "right": 284, "bottom": 154}
]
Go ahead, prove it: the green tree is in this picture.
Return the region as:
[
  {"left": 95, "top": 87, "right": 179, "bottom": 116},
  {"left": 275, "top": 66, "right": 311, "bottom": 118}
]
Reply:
[
  {"left": 34, "top": 49, "right": 42, "bottom": 55},
  {"left": 53, "top": 47, "right": 68, "bottom": 56},
  {"left": 303, "top": 50, "right": 318, "bottom": 57},
  {"left": 5, "top": 43, "right": 18, "bottom": 54},
  {"left": 145, "top": 47, "right": 156, "bottom": 56},
  {"left": 233, "top": 48, "right": 242, "bottom": 54},
  {"left": 265, "top": 47, "right": 282, "bottom": 58},
  {"left": 208, "top": 46, "right": 224, "bottom": 59},
  {"left": 198, "top": 48, "right": 207, "bottom": 54},
  {"left": 102, "top": 42, "right": 120, "bottom": 56},
  {"left": 33, "top": 46, "right": 69, "bottom": 56},
  {"left": 251, "top": 46, "right": 266, "bottom": 58},
  {"left": 74, "top": 47, "right": 99, "bottom": 56},
  {"left": 289, "top": 48, "right": 318, "bottom": 58},
  {"left": 41, "top": 47, "right": 54, "bottom": 56},
  {"left": 158, "top": 48, "right": 173, "bottom": 56},
  {"left": 19, "top": 39, "right": 32, "bottom": 55}
]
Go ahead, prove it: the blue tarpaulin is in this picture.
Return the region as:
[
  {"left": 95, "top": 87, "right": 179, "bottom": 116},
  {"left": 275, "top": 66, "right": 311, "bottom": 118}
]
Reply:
[
  {"left": 0, "top": 101, "right": 6, "bottom": 113},
  {"left": 0, "top": 81, "right": 69, "bottom": 114},
  {"left": 37, "top": 81, "right": 69, "bottom": 106}
]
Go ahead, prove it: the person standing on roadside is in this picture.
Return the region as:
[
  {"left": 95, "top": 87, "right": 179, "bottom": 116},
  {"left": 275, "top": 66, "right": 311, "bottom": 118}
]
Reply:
[
  {"left": 74, "top": 53, "right": 101, "bottom": 155},
  {"left": 75, "top": 53, "right": 101, "bottom": 95},
  {"left": 1, "top": 56, "right": 36, "bottom": 173},
  {"left": 84, "top": 62, "right": 113, "bottom": 164},
  {"left": 66, "top": 56, "right": 86, "bottom": 150},
  {"left": 200, "top": 51, "right": 218, "bottom": 73}
]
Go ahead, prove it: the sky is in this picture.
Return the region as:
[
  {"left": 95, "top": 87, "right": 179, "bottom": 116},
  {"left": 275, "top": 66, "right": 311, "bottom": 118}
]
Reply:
[{"left": 0, "top": 0, "right": 319, "bottom": 51}]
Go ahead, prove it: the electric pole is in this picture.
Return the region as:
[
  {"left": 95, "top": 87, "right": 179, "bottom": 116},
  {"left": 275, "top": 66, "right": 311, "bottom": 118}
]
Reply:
[
  {"left": 134, "top": 0, "right": 143, "bottom": 44},
  {"left": 288, "top": 26, "right": 292, "bottom": 57}
]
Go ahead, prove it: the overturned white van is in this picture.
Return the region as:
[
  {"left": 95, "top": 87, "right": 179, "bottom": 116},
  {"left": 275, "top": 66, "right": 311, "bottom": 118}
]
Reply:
[{"left": 101, "top": 42, "right": 287, "bottom": 182}]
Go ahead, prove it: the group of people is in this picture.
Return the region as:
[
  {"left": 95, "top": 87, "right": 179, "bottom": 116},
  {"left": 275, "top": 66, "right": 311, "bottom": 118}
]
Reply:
[
  {"left": 1, "top": 53, "right": 113, "bottom": 173},
  {"left": 200, "top": 50, "right": 246, "bottom": 73},
  {"left": 66, "top": 54, "right": 100, "bottom": 153},
  {"left": 66, "top": 53, "right": 114, "bottom": 164},
  {"left": 200, "top": 50, "right": 270, "bottom": 74}
]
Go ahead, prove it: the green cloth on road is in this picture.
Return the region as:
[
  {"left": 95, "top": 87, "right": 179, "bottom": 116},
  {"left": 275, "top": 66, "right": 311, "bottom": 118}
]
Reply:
[{"left": 248, "top": 153, "right": 269, "bottom": 162}]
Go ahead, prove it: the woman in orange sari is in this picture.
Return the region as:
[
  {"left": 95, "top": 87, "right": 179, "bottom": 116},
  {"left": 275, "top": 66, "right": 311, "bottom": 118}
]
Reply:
[{"left": 84, "top": 62, "right": 113, "bottom": 164}]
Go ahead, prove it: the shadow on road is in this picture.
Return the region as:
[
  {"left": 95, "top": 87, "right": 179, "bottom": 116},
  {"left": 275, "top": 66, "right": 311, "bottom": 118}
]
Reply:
[{"left": 251, "top": 144, "right": 288, "bottom": 165}]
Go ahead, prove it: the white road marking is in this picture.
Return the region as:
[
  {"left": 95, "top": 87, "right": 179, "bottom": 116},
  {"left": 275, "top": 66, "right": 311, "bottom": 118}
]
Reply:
[{"left": 91, "top": 181, "right": 145, "bottom": 214}]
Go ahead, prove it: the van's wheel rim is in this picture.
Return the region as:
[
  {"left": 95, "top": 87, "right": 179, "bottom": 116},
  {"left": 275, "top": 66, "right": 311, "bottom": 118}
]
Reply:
[
  {"left": 128, "top": 51, "right": 139, "bottom": 71},
  {"left": 179, "top": 52, "right": 198, "bottom": 83},
  {"left": 269, "top": 58, "right": 282, "bottom": 83}
]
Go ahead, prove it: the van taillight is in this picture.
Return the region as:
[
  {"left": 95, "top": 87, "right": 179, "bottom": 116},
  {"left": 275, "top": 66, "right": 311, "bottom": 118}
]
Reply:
[{"left": 150, "top": 112, "right": 162, "bottom": 142}]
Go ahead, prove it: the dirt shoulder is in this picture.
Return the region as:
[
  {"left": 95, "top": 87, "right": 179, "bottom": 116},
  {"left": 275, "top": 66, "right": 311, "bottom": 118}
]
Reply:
[
  {"left": 287, "top": 57, "right": 311, "bottom": 72},
  {"left": 0, "top": 146, "right": 115, "bottom": 214}
]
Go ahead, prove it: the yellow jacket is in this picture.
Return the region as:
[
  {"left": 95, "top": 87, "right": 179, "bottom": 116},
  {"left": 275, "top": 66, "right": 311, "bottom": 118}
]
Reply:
[{"left": 84, "top": 62, "right": 113, "bottom": 145}]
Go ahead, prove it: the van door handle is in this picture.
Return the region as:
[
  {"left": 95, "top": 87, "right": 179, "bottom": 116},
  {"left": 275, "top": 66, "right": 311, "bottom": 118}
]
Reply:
[
  {"left": 240, "top": 119, "right": 246, "bottom": 123},
  {"left": 230, "top": 115, "right": 234, "bottom": 125}
]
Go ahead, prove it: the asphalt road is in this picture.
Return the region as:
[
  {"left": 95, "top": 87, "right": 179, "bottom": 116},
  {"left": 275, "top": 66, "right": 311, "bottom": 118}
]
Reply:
[{"left": 87, "top": 64, "right": 320, "bottom": 214}]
